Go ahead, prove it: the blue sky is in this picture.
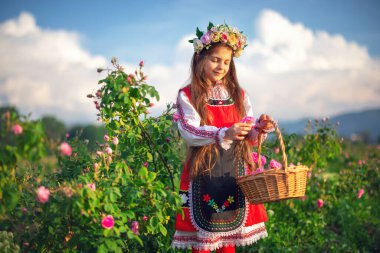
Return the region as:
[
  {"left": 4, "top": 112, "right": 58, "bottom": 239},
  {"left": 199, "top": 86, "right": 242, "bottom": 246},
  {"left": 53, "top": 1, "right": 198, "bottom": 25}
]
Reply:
[
  {"left": 2, "top": 0, "right": 380, "bottom": 64},
  {"left": 1, "top": 0, "right": 379, "bottom": 124}
]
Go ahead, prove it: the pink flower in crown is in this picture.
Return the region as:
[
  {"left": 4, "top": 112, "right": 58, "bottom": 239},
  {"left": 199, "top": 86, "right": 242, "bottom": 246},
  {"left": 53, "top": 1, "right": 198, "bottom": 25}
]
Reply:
[
  {"left": 113, "top": 137, "right": 119, "bottom": 145},
  {"left": 317, "top": 199, "right": 324, "bottom": 208},
  {"left": 131, "top": 221, "right": 139, "bottom": 235},
  {"left": 60, "top": 142, "right": 72, "bottom": 156},
  {"left": 357, "top": 189, "right": 364, "bottom": 199},
  {"left": 269, "top": 159, "right": 283, "bottom": 169},
  {"left": 236, "top": 39, "right": 242, "bottom": 48},
  {"left": 220, "top": 32, "right": 228, "bottom": 43},
  {"left": 201, "top": 32, "right": 211, "bottom": 45},
  {"left": 36, "top": 186, "right": 50, "bottom": 203},
  {"left": 172, "top": 112, "right": 180, "bottom": 122},
  {"left": 102, "top": 215, "right": 114, "bottom": 229},
  {"left": 12, "top": 124, "right": 23, "bottom": 135},
  {"left": 104, "top": 134, "right": 110, "bottom": 142}
]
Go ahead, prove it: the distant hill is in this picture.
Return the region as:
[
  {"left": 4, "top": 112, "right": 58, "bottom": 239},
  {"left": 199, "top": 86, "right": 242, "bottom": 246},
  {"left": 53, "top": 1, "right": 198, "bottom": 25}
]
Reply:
[{"left": 279, "top": 108, "right": 380, "bottom": 144}]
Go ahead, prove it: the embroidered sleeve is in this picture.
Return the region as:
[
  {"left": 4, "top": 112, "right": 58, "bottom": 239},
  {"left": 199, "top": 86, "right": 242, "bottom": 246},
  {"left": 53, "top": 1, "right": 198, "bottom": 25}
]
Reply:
[{"left": 176, "top": 91, "right": 219, "bottom": 147}]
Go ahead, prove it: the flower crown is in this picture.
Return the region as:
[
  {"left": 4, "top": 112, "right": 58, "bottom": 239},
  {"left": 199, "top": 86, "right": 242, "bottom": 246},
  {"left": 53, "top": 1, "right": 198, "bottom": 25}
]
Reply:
[{"left": 189, "top": 22, "right": 248, "bottom": 58}]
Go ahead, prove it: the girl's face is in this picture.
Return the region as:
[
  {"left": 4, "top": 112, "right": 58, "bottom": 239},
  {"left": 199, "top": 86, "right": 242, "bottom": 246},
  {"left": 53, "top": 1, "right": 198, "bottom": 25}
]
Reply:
[{"left": 203, "top": 45, "right": 232, "bottom": 85}]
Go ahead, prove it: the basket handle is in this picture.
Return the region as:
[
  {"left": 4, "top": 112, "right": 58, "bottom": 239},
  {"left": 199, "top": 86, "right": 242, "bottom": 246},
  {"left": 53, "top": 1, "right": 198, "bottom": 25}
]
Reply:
[{"left": 257, "top": 120, "right": 288, "bottom": 171}]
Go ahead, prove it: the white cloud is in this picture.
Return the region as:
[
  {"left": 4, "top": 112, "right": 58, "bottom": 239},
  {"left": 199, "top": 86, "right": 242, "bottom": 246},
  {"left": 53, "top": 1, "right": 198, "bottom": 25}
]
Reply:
[
  {"left": 237, "top": 9, "right": 380, "bottom": 121},
  {"left": 1, "top": 10, "right": 379, "bottom": 125},
  {"left": 0, "top": 12, "right": 106, "bottom": 124}
]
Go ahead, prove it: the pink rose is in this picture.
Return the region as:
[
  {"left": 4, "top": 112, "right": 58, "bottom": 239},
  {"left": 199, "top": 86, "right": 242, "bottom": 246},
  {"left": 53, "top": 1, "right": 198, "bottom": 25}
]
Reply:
[
  {"left": 251, "top": 152, "right": 266, "bottom": 166},
  {"left": 12, "top": 124, "right": 23, "bottom": 135},
  {"left": 301, "top": 195, "right": 307, "bottom": 201},
  {"left": 240, "top": 116, "right": 254, "bottom": 124},
  {"left": 317, "top": 199, "right": 324, "bottom": 208},
  {"left": 37, "top": 186, "right": 50, "bottom": 203},
  {"left": 105, "top": 147, "right": 112, "bottom": 155},
  {"left": 107, "top": 156, "right": 112, "bottom": 163},
  {"left": 254, "top": 168, "right": 264, "bottom": 174},
  {"left": 96, "top": 151, "right": 104, "bottom": 157},
  {"left": 274, "top": 147, "right": 280, "bottom": 154},
  {"left": 139, "top": 60, "right": 144, "bottom": 67},
  {"left": 60, "top": 142, "right": 72, "bottom": 156},
  {"left": 357, "top": 189, "right": 364, "bottom": 199},
  {"left": 87, "top": 183, "right": 96, "bottom": 191},
  {"left": 143, "top": 162, "right": 149, "bottom": 168},
  {"left": 172, "top": 113, "right": 180, "bottom": 122},
  {"left": 221, "top": 32, "right": 228, "bottom": 43},
  {"left": 65, "top": 133, "right": 70, "bottom": 138},
  {"left": 102, "top": 215, "right": 114, "bottom": 229},
  {"left": 93, "top": 163, "right": 99, "bottom": 170},
  {"left": 104, "top": 134, "right": 110, "bottom": 142},
  {"left": 143, "top": 215, "right": 148, "bottom": 221},
  {"left": 131, "top": 221, "right": 139, "bottom": 235},
  {"left": 269, "top": 159, "right": 283, "bottom": 169},
  {"left": 112, "top": 137, "right": 119, "bottom": 145}
]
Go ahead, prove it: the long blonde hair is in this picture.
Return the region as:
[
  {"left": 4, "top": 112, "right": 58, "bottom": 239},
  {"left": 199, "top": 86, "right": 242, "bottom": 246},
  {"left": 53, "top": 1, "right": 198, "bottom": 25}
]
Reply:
[{"left": 186, "top": 43, "right": 254, "bottom": 178}]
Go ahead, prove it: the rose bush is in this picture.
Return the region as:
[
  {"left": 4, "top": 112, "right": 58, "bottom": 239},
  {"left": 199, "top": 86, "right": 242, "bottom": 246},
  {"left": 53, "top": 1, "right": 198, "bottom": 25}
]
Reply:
[{"left": 0, "top": 58, "right": 379, "bottom": 252}]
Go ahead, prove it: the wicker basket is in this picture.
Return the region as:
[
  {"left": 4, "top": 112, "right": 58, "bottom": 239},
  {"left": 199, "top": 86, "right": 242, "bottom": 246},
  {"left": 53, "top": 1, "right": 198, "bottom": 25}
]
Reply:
[{"left": 237, "top": 121, "right": 310, "bottom": 204}]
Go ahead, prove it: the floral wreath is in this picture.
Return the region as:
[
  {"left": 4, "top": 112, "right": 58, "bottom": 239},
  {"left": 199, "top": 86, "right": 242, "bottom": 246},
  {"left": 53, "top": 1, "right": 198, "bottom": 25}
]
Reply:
[{"left": 189, "top": 22, "right": 248, "bottom": 58}]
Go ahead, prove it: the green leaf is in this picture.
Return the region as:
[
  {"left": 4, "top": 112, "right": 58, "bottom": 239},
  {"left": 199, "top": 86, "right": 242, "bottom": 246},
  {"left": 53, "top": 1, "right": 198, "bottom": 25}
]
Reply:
[
  {"left": 97, "top": 244, "right": 107, "bottom": 253},
  {"left": 158, "top": 223, "right": 167, "bottom": 236},
  {"left": 147, "top": 152, "right": 153, "bottom": 162},
  {"left": 139, "top": 166, "right": 148, "bottom": 178},
  {"left": 105, "top": 239, "right": 117, "bottom": 250},
  {"left": 147, "top": 171, "right": 156, "bottom": 182},
  {"left": 196, "top": 27, "right": 203, "bottom": 38},
  {"left": 125, "top": 210, "right": 135, "bottom": 219},
  {"left": 150, "top": 216, "right": 159, "bottom": 229},
  {"left": 207, "top": 22, "right": 214, "bottom": 30}
]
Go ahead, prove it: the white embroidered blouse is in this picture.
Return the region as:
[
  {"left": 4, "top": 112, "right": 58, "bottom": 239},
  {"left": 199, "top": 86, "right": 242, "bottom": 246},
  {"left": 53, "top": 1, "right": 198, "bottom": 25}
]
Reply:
[{"left": 176, "top": 85, "right": 265, "bottom": 150}]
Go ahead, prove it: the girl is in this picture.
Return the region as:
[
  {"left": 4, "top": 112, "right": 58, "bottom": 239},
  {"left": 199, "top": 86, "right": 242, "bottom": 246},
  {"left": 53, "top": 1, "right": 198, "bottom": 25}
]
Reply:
[{"left": 171, "top": 23, "right": 274, "bottom": 253}]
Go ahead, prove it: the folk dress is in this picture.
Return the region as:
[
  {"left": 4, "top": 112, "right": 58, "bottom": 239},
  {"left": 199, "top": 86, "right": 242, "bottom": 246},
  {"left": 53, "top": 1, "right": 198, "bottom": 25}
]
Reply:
[{"left": 171, "top": 84, "right": 268, "bottom": 251}]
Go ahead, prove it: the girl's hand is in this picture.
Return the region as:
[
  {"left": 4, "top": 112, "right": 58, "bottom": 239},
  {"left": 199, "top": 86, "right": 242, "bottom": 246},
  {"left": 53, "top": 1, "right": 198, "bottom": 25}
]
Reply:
[
  {"left": 256, "top": 114, "right": 275, "bottom": 133},
  {"left": 225, "top": 123, "right": 253, "bottom": 140}
]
